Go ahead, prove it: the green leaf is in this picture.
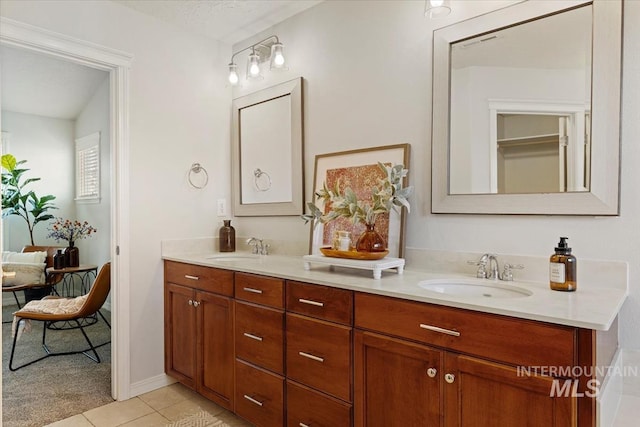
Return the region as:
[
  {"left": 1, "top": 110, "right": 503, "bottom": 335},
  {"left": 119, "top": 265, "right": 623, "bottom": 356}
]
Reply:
[{"left": 1, "top": 154, "right": 16, "bottom": 171}]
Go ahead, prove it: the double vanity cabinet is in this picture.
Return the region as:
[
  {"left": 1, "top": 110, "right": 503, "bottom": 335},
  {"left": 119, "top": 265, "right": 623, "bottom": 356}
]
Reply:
[{"left": 164, "top": 259, "right": 602, "bottom": 426}]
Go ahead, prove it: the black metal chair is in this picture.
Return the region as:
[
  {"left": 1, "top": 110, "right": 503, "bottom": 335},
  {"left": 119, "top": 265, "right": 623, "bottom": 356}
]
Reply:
[{"left": 9, "top": 262, "right": 111, "bottom": 371}]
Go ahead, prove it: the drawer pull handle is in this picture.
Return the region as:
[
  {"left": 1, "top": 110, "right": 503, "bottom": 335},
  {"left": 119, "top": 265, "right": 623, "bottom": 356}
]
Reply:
[
  {"left": 243, "top": 287, "right": 263, "bottom": 294},
  {"left": 243, "top": 332, "right": 263, "bottom": 342},
  {"left": 299, "top": 351, "right": 324, "bottom": 363},
  {"left": 184, "top": 275, "right": 199, "bottom": 280},
  {"left": 299, "top": 298, "right": 324, "bottom": 307},
  {"left": 300, "top": 424, "right": 311, "bottom": 427},
  {"left": 243, "top": 394, "right": 263, "bottom": 407},
  {"left": 427, "top": 367, "right": 437, "bottom": 378},
  {"left": 445, "top": 373, "right": 456, "bottom": 384},
  {"left": 419, "top": 323, "right": 460, "bottom": 337}
]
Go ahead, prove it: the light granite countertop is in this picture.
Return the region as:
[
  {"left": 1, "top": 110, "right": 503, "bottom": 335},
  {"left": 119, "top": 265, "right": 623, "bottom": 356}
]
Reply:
[{"left": 162, "top": 250, "right": 627, "bottom": 331}]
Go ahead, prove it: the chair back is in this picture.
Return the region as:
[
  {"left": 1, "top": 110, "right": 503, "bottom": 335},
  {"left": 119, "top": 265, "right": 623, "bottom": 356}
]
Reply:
[
  {"left": 76, "top": 262, "right": 111, "bottom": 318},
  {"left": 22, "top": 245, "right": 66, "bottom": 285},
  {"left": 22, "top": 246, "right": 63, "bottom": 269}
]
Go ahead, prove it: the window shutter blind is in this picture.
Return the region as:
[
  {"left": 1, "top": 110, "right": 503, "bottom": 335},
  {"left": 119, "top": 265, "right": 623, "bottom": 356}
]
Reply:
[{"left": 75, "top": 132, "right": 100, "bottom": 201}]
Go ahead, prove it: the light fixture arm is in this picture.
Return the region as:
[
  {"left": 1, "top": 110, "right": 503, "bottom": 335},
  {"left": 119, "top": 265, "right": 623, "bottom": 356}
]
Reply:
[{"left": 229, "top": 35, "right": 281, "bottom": 64}]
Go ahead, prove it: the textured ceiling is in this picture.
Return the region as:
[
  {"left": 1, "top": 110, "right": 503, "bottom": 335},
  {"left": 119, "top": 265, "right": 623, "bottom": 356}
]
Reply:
[
  {"left": 113, "top": 0, "right": 323, "bottom": 44},
  {"left": 0, "top": 45, "right": 109, "bottom": 120}
]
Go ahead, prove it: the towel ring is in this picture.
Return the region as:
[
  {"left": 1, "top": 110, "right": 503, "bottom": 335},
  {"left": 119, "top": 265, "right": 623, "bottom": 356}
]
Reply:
[
  {"left": 188, "top": 163, "right": 209, "bottom": 189},
  {"left": 254, "top": 168, "right": 272, "bottom": 192}
]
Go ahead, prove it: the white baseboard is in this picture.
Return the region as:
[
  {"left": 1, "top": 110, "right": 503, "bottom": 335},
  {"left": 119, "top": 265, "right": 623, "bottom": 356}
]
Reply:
[
  {"left": 598, "top": 348, "right": 624, "bottom": 427},
  {"left": 128, "top": 373, "right": 177, "bottom": 399}
]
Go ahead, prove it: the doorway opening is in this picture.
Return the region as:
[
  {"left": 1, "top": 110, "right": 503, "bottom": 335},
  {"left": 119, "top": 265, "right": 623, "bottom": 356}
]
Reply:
[{"left": 1, "top": 17, "right": 132, "bottom": 403}]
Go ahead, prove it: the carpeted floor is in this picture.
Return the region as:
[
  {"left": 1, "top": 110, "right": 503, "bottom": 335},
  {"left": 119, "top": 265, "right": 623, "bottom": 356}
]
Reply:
[
  {"left": 2, "top": 303, "right": 113, "bottom": 427},
  {"left": 166, "top": 410, "right": 233, "bottom": 427}
]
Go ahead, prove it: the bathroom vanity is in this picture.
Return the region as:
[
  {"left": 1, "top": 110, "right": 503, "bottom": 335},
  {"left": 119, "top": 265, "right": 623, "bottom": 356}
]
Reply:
[{"left": 163, "top": 251, "right": 626, "bottom": 427}]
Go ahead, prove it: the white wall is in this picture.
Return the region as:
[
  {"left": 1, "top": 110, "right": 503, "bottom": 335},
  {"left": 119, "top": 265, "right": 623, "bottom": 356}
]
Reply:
[
  {"left": 229, "top": 0, "right": 640, "bottom": 351},
  {"left": 74, "top": 76, "right": 110, "bottom": 268},
  {"left": 0, "top": 0, "right": 230, "bottom": 386},
  {"left": 0, "top": 111, "right": 75, "bottom": 250}
]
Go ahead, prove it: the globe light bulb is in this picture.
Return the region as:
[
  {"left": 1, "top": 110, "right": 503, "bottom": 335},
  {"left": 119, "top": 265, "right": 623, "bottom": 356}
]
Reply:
[
  {"left": 274, "top": 52, "right": 285, "bottom": 66},
  {"left": 250, "top": 62, "right": 260, "bottom": 76}
]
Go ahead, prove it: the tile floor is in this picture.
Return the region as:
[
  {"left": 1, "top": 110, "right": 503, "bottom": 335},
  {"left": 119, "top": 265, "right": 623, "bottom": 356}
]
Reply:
[{"left": 45, "top": 383, "right": 252, "bottom": 427}]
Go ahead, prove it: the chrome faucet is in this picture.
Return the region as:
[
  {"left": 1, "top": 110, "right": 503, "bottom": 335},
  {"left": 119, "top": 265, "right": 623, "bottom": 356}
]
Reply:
[
  {"left": 246, "top": 237, "right": 269, "bottom": 255},
  {"left": 468, "top": 254, "right": 524, "bottom": 281},
  {"left": 487, "top": 254, "right": 501, "bottom": 280}
]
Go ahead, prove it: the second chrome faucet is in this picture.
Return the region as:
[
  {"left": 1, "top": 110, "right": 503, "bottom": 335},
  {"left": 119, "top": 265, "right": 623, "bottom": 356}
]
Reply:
[{"left": 468, "top": 253, "right": 523, "bottom": 281}]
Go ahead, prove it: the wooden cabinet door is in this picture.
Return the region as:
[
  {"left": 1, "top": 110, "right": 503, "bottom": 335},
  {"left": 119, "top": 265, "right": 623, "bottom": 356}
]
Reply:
[
  {"left": 197, "top": 290, "right": 234, "bottom": 410},
  {"left": 355, "top": 331, "right": 442, "bottom": 427},
  {"left": 443, "top": 353, "right": 576, "bottom": 427},
  {"left": 164, "top": 283, "right": 196, "bottom": 388}
]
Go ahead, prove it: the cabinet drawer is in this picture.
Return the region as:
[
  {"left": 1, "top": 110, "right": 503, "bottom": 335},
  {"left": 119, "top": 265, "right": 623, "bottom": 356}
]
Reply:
[
  {"left": 355, "top": 292, "right": 576, "bottom": 368},
  {"left": 235, "top": 301, "right": 284, "bottom": 374},
  {"left": 286, "top": 313, "right": 352, "bottom": 402},
  {"left": 235, "top": 272, "right": 284, "bottom": 309},
  {"left": 235, "top": 360, "right": 284, "bottom": 427},
  {"left": 287, "top": 380, "right": 352, "bottom": 427},
  {"left": 286, "top": 281, "right": 353, "bottom": 325},
  {"left": 164, "top": 261, "right": 233, "bottom": 296}
]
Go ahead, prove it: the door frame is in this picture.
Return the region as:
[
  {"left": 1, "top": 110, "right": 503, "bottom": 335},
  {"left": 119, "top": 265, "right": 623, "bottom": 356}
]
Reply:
[{"left": 0, "top": 17, "right": 133, "bottom": 400}]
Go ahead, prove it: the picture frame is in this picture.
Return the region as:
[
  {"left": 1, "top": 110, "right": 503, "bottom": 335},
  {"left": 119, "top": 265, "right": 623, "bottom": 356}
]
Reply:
[{"left": 307, "top": 143, "right": 411, "bottom": 258}]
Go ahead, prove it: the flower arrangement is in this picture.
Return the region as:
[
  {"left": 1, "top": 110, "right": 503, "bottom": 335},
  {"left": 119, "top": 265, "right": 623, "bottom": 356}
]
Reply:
[
  {"left": 46, "top": 218, "right": 97, "bottom": 244},
  {"left": 302, "top": 162, "right": 413, "bottom": 227}
]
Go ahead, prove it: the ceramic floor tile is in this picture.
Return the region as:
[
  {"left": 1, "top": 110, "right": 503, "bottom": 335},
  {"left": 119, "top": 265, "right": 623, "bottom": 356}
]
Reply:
[
  {"left": 157, "top": 399, "right": 212, "bottom": 422},
  {"left": 44, "top": 414, "right": 94, "bottom": 427},
  {"left": 214, "top": 410, "right": 254, "bottom": 426},
  {"left": 119, "top": 412, "right": 171, "bottom": 427},
  {"left": 137, "top": 382, "right": 194, "bottom": 411},
  {"left": 83, "top": 397, "right": 155, "bottom": 427}
]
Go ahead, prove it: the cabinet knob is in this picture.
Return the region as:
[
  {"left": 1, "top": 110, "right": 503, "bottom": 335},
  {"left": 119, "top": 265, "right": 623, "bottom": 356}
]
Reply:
[
  {"left": 445, "top": 373, "right": 455, "bottom": 384},
  {"left": 192, "top": 301, "right": 200, "bottom": 307},
  {"left": 188, "top": 299, "right": 193, "bottom": 306},
  {"left": 427, "top": 367, "right": 437, "bottom": 378}
]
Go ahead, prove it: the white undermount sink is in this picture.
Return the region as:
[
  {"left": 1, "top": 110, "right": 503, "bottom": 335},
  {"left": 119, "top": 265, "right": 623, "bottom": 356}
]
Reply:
[
  {"left": 206, "top": 254, "right": 260, "bottom": 262},
  {"left": 418, "top": 278, "right": 532, "bottom": 299}
]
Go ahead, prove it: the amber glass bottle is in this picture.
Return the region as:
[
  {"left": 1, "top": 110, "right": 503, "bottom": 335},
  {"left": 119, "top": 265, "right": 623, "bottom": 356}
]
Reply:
[
  {"left": 549, "top": 237, "right": 577, "bottom": 291},
  {"left": 219, "top": 220, "right": 236, "bottom": 252}
]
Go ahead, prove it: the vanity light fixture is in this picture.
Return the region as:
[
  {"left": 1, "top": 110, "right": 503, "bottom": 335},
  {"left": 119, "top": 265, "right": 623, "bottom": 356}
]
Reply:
[
  {"left": 227, "top": 35, "right": 286, "bottom": 86},
  {"left": 425, "top": 0, "right": 451, "bottom": 19}
]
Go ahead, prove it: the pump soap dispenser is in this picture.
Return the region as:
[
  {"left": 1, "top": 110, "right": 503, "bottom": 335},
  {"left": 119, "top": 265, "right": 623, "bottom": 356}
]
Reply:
[{"left": 549, "top": 237, "right": 577, "bottom": 291}]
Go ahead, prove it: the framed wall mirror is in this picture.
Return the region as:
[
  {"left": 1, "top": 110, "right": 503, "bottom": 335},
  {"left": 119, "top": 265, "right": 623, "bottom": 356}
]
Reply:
[
  {"left": 431, "top": 0, "right": 621, "bottom": 215},
  {"left": 232, "top": 77, "right": 303, "bottom": 216}
]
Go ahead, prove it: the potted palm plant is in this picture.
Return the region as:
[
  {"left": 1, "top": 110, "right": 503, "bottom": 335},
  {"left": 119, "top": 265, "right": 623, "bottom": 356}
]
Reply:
[{"left": 1, "top": 154, "right": 58, "bottom": 246}]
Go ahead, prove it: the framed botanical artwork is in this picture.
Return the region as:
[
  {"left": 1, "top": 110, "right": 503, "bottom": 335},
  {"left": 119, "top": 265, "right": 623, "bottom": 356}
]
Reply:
[{"left": 307, "top": 143, "right": 411, "bottom": 258}]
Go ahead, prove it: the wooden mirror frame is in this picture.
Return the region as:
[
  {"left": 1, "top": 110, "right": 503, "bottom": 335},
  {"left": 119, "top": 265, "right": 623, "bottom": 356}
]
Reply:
[
  {"left": 431, "top": 0, "right": 621, "bottom": 215},
  {"left": 232, "top": 77, "right": 304, "bottom": 216}
]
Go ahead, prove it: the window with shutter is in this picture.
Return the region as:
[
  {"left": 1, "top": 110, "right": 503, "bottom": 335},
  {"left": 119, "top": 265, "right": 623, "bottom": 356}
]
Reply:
[{"left": 75, "top": 132, "right": 100, "bottom": 202}]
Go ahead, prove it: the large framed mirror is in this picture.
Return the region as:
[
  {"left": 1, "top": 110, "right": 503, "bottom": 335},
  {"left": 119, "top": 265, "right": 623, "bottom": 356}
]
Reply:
[
  {"left": 232, "top": 77, "right": 303, "bottom": 216},
  {"left": 432, "top": 0, "right": 621, "bottom": 215}
]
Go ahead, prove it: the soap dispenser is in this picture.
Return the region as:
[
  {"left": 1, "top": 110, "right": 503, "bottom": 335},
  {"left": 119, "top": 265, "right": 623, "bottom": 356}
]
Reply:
[
  {"left": 219, "top": 220, "right": 236, "bottom": 252},
  {"left": 549, "top": 237, "right": 577, "bottom": 291}
]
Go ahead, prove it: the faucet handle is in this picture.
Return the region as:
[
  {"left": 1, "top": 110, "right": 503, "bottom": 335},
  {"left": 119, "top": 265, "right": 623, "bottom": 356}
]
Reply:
[
  {"left": 502, "top": 263, "right": 524, "bottom": 281},
  {"left": 467, "top": 260, "right": 488, "bottom": 279}
]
